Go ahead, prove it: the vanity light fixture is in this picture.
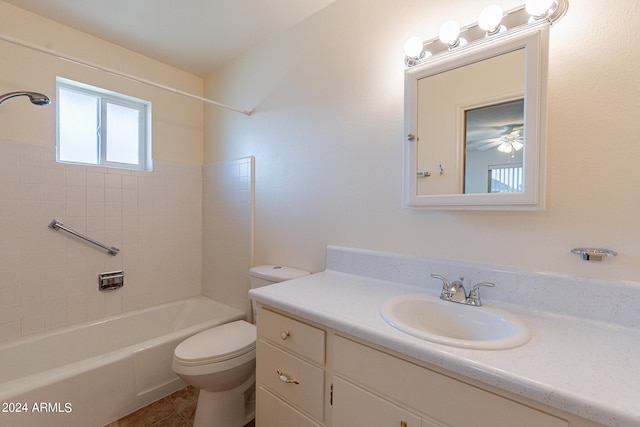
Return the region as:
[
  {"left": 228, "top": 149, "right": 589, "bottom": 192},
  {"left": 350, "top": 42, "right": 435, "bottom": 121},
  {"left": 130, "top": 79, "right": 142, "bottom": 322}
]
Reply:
[
  {"left": 478, "top": 4, "right": 506, "bottom": 36},
  {"left": 439, "top": 20, "right": 466, "bottom": 48},
  {"left": 526, "top": 0, "right": 555, "bottom": 19},
  {"left": 403, "top": 0, "right": 568, "bottom": 67},
  {"left": 404, "top": 36, "right": 431, "bottom": 66}
]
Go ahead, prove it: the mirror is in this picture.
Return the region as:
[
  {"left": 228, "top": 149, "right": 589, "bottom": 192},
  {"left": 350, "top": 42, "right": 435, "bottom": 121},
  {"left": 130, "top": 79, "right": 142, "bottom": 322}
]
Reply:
[{"left": 404, "top": 24, "right": 549, "bottom": 209}]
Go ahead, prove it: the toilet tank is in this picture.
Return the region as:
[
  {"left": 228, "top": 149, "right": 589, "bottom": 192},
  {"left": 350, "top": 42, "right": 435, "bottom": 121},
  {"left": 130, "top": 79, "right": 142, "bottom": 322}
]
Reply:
[
  {"left": 249, "top": 265, "right": 310, "bottom": 323},
  {"left": 249, "top": 265, "right": 310, "bottom": 289}
]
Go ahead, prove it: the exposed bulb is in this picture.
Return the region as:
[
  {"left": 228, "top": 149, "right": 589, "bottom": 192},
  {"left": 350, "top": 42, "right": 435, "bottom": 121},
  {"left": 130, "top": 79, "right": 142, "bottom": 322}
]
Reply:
[
  {"left": 526, "top": 0, "right": 554, "bottom": 17},
  {"left": 478, "top": 4, "right": 504, "bottom": 34},
  {"left": 404, "top": 36, "right": 424, "bottom": 58},
  {"left": 498, "top": 142, "right": 513, "bottom": 153},
  {"left": 439, "top": 20, "right": 461, "bottom": 47}
]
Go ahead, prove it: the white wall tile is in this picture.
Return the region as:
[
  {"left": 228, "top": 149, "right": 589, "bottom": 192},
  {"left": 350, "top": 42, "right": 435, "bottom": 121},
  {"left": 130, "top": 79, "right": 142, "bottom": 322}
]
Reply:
[
  {"left": 202, "top": 157, "right": 254, "bottom": 318},
  {"left": 0, "top": 140, "right": 203, "bottom": 343},
  {"left": 86, "top": 171, "right": 105, "bottom": 188}
]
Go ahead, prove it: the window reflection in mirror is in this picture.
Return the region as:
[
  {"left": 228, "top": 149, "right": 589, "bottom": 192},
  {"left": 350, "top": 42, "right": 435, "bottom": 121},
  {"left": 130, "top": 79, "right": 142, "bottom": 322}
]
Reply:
[{"left": 464, "top": 98, "right": 524, "bottom": 194}]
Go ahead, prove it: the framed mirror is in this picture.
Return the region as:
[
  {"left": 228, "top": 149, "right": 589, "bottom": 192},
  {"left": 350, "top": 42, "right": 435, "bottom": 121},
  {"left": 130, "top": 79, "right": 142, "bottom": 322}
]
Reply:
[{"left": 404, "top": 23, "right": 549, "bottom": 210}]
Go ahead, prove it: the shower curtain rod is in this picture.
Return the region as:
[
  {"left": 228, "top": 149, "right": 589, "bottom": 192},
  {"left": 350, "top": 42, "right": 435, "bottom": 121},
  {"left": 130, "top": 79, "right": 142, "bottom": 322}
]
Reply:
[{"left": 0, "top": 32, "right": 253, "bottom": 116}]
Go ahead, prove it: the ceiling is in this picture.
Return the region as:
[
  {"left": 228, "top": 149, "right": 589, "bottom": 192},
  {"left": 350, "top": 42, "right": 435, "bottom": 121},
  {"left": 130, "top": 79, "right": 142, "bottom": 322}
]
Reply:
[{"left": 3, "top": 0, "right": 336, "bottom": 76}]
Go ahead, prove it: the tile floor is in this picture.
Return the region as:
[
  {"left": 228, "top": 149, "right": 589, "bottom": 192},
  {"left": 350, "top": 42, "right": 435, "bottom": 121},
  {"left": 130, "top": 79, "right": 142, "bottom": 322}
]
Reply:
[{"left": 104, "top": 386, "right": 255, "bottom": 427}]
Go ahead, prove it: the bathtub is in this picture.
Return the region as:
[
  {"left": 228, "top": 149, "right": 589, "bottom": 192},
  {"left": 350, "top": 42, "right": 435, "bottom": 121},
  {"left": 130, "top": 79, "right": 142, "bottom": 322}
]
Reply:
[{"left": 0, "top": 296, "right": 246, "bottom": 427}]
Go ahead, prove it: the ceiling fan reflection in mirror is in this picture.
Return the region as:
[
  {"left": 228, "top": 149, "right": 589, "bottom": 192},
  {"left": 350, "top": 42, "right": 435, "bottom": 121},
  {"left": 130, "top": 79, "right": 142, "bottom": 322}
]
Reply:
[{"left": 465, "top": 98, "right": 524, "bottom": 154}]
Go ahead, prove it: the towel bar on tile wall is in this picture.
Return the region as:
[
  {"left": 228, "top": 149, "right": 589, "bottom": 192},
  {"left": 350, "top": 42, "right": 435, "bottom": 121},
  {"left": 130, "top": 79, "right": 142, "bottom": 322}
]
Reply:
[{"left": 48, "top": 219, "right": 120, "bottom": 256}]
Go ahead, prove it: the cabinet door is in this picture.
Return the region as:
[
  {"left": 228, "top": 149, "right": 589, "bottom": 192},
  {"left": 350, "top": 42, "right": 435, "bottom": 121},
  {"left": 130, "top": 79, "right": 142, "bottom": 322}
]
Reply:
[
  {"left": 333, "top": 377, "right": 423, "bottom": 427},
  {"left": 257, "top": 386, "right": 322, "bottom": 427}
]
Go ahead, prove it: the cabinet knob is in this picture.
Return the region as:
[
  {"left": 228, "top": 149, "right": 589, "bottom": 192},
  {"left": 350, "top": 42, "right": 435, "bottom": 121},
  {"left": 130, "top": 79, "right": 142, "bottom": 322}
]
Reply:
[
  {"left": 276, "top": 370, "right": 299, "bottom": 384},
  {"left": 401, "top": 421, "right": 408, "bottom": 427},
  {"left": 280, "top": 331, "right": 290, "bottom": 340}
]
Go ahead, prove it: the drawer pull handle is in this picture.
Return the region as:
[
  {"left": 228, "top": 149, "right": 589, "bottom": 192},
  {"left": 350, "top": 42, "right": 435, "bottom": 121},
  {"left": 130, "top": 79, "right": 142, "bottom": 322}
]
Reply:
[
  {"left": 277, "top": 370, "right": 300, "bottom": 384},
  {"left": 280, "top": 331, "right": 290, "bottom": 340},
  {"left": 401, "top": 421, "right": 407, "bottom": 427}
]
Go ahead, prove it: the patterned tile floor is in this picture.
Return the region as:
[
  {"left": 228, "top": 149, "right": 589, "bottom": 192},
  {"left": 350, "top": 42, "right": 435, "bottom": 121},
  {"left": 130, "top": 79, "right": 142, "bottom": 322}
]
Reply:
[{"left": 105, "top": 386, "right": 255, "bottom": 427}]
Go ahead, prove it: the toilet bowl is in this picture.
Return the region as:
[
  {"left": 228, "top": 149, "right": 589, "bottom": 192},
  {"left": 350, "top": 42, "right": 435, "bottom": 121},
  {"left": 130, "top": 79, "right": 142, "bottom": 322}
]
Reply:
[
  {"left": 172, "top": 265, "right": 310, "bottom": 427},
  {"left": 173, "top": 320, "right": 256, "bottom": 427}
]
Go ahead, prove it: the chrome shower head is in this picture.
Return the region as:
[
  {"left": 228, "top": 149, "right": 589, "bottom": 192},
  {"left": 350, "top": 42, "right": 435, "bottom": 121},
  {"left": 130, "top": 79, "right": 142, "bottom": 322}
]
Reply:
[{"left": 0, "top": 91, "right": 51, "bottom": 106}]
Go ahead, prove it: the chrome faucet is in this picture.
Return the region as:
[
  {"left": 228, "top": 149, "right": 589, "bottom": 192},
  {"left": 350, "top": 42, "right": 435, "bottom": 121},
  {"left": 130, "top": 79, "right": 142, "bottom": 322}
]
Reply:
[{"left": 430, "top": 274, "right": 495, "bottom": 306}]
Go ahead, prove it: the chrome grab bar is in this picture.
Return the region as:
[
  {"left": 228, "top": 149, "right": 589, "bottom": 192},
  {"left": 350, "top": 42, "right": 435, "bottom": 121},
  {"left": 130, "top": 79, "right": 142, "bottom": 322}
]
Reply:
[{"left": 48, "top": 219, "right": 120, "bottom": 256}]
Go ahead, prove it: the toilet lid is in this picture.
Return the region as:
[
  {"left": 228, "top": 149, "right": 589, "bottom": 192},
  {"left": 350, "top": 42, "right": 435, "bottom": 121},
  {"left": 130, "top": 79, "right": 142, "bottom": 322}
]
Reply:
[
  {"left": 250, "top": 265, "right": 310, "bottom": 282},
  {"left": 174, "top": 320, "right": 256, "bottom": 365}
]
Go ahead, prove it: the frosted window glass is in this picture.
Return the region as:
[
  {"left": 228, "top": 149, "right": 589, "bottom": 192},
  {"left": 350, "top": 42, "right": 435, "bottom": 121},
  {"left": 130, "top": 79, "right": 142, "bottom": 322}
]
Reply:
[
  {"left": 106, "top": 103, "right": 140, "bottom": 165},
  {"left": 58, "top": 88, "right": 99, "bottom": 164},
  {"left": 56, "top": 78, "right": 150, "bottom": 170}
]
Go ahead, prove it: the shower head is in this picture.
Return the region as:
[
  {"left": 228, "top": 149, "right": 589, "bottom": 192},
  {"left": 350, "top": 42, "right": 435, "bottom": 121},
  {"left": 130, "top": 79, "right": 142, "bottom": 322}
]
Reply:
[{"left": 0, "top": 91, "right": 51, "bottom": 106}]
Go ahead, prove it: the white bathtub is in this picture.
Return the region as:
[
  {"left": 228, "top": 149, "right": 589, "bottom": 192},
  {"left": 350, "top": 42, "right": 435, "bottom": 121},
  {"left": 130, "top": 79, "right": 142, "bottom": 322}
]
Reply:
[{"left": 0, "top": 296, "right": 246, "bottom": 427}]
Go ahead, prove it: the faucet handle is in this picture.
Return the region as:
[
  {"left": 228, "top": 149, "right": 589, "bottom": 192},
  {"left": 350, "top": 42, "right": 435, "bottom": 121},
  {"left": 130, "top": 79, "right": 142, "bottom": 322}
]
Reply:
[
  {"left": 430, "top": 274, "right": 449, "bottom": 282},
  {"left": 431, "top": 274, "right": 451, "bottom": 298},
  {"left": 431, "top": 274, "right": 450, "bottom": 289},
  {"left": 467, "top": 282, "right": 495, "bottom": 306}
]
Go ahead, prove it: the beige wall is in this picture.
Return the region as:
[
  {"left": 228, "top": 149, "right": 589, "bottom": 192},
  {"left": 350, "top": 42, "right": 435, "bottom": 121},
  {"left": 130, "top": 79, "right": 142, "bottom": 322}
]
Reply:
[
  {"left": 0, "top": 1, "right": 204, "bottom": 165},
  {"left": 204, "top": 0, "right": 640, "bottom": 281}
]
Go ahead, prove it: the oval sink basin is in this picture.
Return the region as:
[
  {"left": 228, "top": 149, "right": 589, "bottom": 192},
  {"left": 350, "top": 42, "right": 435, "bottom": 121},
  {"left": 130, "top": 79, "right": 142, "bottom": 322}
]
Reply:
[{"left": 380, "top": 295, "right": 531, "bottom": 350}]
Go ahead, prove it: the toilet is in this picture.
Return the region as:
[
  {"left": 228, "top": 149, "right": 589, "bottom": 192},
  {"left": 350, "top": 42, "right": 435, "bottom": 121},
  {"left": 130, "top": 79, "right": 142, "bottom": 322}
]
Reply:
[{"left": 172, "top": 265, "right": 310, "bottom": 427}]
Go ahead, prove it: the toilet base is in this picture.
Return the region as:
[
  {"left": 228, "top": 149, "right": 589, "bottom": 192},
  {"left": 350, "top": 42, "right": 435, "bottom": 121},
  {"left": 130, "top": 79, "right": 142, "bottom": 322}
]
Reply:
[{"left": 193, "top": 372, "right": 256, "bottom": 427}]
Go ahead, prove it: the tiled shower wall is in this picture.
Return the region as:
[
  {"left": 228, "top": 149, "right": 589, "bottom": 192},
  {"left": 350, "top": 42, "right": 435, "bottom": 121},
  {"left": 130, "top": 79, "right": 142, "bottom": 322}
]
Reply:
[
  {"left": 0, "top": 139, "right": 202, "bottom": 343},
  {"left": 202, "top": 157, "right": 254, "bottom": 319}
]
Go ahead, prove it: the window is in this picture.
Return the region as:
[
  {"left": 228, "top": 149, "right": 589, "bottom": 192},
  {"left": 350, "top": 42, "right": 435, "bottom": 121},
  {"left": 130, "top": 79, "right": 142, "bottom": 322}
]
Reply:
[
  {"left": 488, "top": 164, "right": 523, "bottom": 193},
  {"left": 56, "top": 78, "right": 152, "bottom": 171}
]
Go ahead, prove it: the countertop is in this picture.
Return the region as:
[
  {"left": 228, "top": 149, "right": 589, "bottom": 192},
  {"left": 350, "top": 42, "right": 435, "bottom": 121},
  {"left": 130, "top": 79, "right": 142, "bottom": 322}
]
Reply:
[{"left": 249, "top": 270, "right": 640, "bottom": 427}]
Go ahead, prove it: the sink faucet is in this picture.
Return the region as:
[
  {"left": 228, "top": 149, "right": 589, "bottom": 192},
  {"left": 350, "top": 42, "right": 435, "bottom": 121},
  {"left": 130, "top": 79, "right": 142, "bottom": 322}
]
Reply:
[{"left": 430, "top": 274, "right": 495, "bottom": 306}]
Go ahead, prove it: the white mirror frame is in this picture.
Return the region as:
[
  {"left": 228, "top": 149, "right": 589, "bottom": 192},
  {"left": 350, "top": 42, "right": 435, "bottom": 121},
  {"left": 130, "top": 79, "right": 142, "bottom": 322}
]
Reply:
[{"left": 404, "top": 22, "right": 549, "bottom": 210}]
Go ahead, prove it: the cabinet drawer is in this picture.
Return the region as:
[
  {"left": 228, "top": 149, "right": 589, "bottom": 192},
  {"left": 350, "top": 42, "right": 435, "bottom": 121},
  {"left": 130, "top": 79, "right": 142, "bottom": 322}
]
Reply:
[
  {"left": 258, "top": 308, "right": 325, "bottom": 364},
  {"left": 257, "top": 339, "right": 325, "bottom": 421},
  {"left": 334, "top": 335, "right": 568, "bottom": 427},
  {"left": 256, "top": 386, "right": 322, "bottom": 427},
  {"left": 333, "top": 377, "right": 423, "bottom": 427}
]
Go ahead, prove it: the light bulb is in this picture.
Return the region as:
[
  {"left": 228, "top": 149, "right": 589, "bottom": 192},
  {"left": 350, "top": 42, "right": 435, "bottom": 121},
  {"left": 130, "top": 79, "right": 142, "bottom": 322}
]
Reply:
[
  {"left": 498, "top": 142, "right": 513, "bottom": 153},
  {"left": 439, "top": 20, "right": 461, "bottom": 47},
  {"left": 526, "top": 0, "right": 554, "bottom": 17},
  {"left": 478, "top": 4, "right": 503, "bottom": 33},
  {"left": 404, "top": 36, "right": 424, "bottom": 58}
]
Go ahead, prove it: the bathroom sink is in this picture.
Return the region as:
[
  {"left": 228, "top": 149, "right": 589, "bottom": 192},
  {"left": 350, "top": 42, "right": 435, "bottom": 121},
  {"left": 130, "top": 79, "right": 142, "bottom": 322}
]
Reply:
[{"left": 380, "top": 295, "right": 531, "bottom": 350}]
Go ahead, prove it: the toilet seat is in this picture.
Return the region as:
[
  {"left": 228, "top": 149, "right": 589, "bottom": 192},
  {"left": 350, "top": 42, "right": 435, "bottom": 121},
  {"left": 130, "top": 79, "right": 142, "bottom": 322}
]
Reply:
[{"left": 174, "top": 320, "right": 256, "bottom": 366}]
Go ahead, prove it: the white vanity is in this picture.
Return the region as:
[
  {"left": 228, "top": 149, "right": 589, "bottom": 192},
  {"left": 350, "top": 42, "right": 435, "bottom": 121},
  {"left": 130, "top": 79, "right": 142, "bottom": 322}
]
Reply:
[{"left": 250, "top": 246, "right": 640, "bottom": 427}]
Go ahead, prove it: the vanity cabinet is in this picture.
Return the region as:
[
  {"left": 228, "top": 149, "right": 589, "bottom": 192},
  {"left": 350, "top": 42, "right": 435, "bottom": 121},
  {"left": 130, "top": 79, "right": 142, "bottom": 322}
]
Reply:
[
  {"left": 256, "top": 307, "right": 326, "bottom": 426},
  {"left": 332, "top": 377, "right": 424, "bottom": 427},
  {"left": 255, "top": 305, "right": 604, "bottom": 427},
  {"left": 333, "top": 335, "right": 567, "bottom": 427}
]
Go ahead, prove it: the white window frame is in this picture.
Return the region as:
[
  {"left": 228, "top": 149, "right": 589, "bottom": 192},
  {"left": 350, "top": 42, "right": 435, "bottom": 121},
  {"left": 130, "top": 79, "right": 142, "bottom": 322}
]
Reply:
[{"left": 56, "top": 77, "right": 152, "bottom": 171}]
